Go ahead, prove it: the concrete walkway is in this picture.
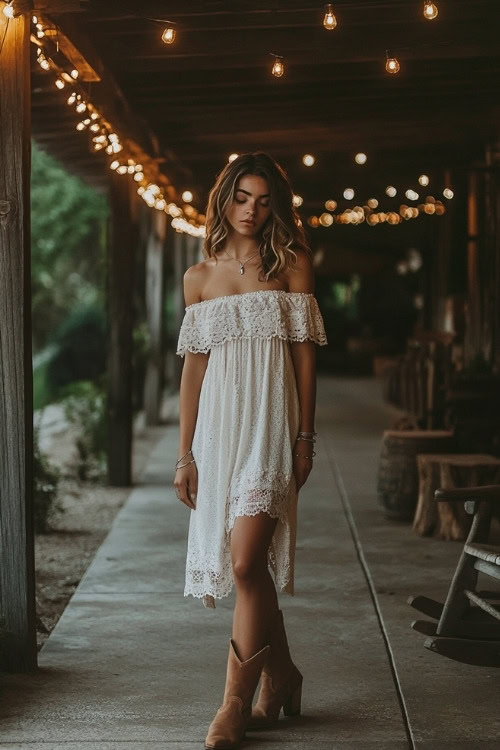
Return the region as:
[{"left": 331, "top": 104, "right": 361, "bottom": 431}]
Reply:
[{"left": 1, "top": 377, "right": 499, "bottom": 749}]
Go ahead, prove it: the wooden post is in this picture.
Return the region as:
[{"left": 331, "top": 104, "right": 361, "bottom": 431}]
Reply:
[
  {"left": 464, "top": 170, "right": 482, "bottom": 362},
  {"left": 172, "top": 230, "right": 187, "bottom": 385},
  {"left": 144, "top": 210, "right": 167, "bottom": 425},
  {"left": 0, "top": 12, "right": 37, "bottom": 672},
  {"left": 107, "top": 172, "right": 136, "bottom": 486}
]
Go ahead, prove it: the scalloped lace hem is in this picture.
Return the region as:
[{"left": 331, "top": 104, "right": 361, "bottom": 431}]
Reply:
[
  {"left": 185, "top": 505, "right": 292, "bottom": 609},
  {"left": 177, "top": 331, "right": 327, "bottom": 357}
]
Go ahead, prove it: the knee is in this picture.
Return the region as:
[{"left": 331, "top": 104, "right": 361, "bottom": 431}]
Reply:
[{"left": 232, "top": 556, "right": 265, "bottom": 585}]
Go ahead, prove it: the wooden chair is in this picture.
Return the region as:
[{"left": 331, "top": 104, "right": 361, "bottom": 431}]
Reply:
[{"left": 409, "top": 485, "right": 500, "bottom": 666}]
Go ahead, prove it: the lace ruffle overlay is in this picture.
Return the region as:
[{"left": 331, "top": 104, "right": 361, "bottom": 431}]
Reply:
[
  {"left": 176, "top": 290, "right": 328, "bottom": 357},
  {"left": 176, "top": 290, "right": 328, "bottom": 608}
]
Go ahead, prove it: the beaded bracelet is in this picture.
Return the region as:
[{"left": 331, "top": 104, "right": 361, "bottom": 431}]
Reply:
[{"left": 293, "top": 450, "right": 317, "bottom": 459}]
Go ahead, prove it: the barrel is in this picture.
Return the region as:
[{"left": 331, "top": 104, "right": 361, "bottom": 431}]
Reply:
[{"left": 377, "top": 430, "right": 455, "bottom": 521}]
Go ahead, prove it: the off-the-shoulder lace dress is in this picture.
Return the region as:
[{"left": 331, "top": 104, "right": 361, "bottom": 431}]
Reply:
[{"left": 176, "top": 290, "right": 328, "bottom": 608}]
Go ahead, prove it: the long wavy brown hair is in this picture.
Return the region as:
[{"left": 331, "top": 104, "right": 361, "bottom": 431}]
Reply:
[{"left": 203, "top": 152, "right": 312, "bottom": 282}]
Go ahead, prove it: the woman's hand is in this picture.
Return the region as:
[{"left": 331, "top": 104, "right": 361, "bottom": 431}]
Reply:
[
  {"left": 174, "top": 459, "right": 198, "bottom": 510},
  {"left": 292, "top": 439, "right": 314, "bottom": 491}
]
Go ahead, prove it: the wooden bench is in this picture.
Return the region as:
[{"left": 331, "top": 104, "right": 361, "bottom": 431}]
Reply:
[{"left": 409, "top": 484, "right": 500, "bottom": 667}]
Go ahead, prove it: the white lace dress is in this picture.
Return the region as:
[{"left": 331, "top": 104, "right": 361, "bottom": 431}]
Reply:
[{"left": 176, "top": 290, "right": 328, "bottom": 608}]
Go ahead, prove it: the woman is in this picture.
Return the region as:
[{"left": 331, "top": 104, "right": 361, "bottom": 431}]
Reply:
[{"left": 175, "top": 152, "right": 327, "bottom": 749}]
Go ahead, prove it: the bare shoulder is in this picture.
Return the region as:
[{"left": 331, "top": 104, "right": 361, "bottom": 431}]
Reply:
[
  {"left": 183, "top": 260, "right": 211, "bottom": 306},
  {"left": 285, "top": 248, "right": 315, "bottom": 294}
]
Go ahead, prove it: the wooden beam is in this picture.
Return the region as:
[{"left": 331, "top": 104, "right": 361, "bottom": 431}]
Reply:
[
  {"left": 106, "top": 173, "right": 136, "bottom": 486},
  {"left": 0, "top": 13, "right": 37, "bottom": 673}
]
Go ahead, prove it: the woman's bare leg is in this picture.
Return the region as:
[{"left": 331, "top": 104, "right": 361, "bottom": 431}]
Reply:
[{"left": 230, "top": 512, "right": 280, "bottom": 662}]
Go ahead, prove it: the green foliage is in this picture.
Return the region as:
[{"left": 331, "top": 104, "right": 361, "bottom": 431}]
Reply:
[
  {"left": 33, "top": 419, "right": 62, "bottom": 533},
  {"left": 60, "top": 380, "right": 107, "bottom": 482},
  {"left": 33, "top": 355, "right": 56, "bottom": 411},
  {"left": 46, "top": 304, "right": 107, "bottom": 393},
  {"left": 31, "top": 141, "right": 108, "bottom": 353}
]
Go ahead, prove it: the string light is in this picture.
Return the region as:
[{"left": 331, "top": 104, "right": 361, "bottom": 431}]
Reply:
[
  {"left": 302, "top": 154, "right": 315, "bottom": 166},
  {"left": 355, "top": 152, "right": 367, "bottom": 165},
  {"left": 182, "top": 190, "right": 193, "bottom": 203},
  {"left": 385, "top": 50, "right": 400, "bottom": 74},
  {"left": 293, "top": 195, "right": 304, "bottom": 207},
  {"left": 270, "top": 54, "right": 284, "bottom": 77},
  {"left": 296, "top": 185, "right": 449, "bottom": 227},
  {"left": 323, "top": 4, "right": 337, "bottom": 30},
  {"left": 423, "top": 2, "right": 438, "bottom": 20},
  {"left": 443, "top": 188, "right": 454, "bottom": 199},
  {"left": 386, "top": 186, "right": 397, "bottom": 197},
  {"left": 418, "top": 174, "right": 429, "bottom": 186},
  {"left": 28, "top": 14, "right": 205, "bottom": 235}
]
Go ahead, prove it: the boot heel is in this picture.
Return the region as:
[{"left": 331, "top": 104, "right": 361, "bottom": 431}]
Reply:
[{"left": 283, "top": 679, "right": 302, "bottom": 717}]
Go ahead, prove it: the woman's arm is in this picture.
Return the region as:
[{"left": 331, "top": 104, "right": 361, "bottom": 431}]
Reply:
[
  {"left": 175, "top": 265, "right": 209, "bottom": 509},
  {"left": 287, "top": 250, "right": 317, "bottom": 489}
]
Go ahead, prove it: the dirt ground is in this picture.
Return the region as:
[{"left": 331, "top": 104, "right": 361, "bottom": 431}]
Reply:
[{"left": 35, "top": 420, "right": 167, "bottom": 650}]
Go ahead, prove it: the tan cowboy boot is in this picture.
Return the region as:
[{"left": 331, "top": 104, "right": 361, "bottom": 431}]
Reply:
[
  {"left": 247, "top": 609, "right": 303, "bottom": 729},
  {"left": 205, "top": 639, "right": 270, "bottom": 750}
]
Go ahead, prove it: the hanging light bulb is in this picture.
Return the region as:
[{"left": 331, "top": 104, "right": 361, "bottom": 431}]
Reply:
[
  {"left": 162, "top": 25, "right": 176, "bottom": 44},
  {"left": 3, "top": 3, "right": 15, "bottom": 19},
  {"left": 302, "top": 154, "right": 315, "bottom": 167},
  {"left": 355, "top": 152, "right": 367, "bottom": 165},
  {"left": 343, "top": 188, "right": 354, "bottom": 200},
  {"left": 323, "top": 4, "right": 337, "bottom": 30},
  {"left": 271, "top": 54, "right": 284, "bottom": 77},
  {"left": 423, "top": 2, "right": 438, "bottom": 20},
  {"left": 385, "top": 50, "right": 400, "bottom": 74}
]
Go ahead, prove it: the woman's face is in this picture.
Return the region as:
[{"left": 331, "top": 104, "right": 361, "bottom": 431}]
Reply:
[{"left": 225, "top": 174, "right": 271, "bottom": 237}]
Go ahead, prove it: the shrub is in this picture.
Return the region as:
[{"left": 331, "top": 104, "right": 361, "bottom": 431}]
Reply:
[
  {"left": 46, "top": 304, "right": 106, "bottom": 395},
  {"left": 60, "top": 379, "right": 107, "bottom": 482},
  {"left": 33, "top": 419, "right": 62, "bottom": 533}
]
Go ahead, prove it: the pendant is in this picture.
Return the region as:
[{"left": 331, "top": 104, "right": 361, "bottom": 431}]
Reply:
[{"left": 239, "top": 265, "right": 244, "bottom": 274}]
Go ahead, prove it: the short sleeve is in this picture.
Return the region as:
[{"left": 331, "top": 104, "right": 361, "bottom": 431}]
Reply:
[
  {"left": 283, "top": 293, "right": 328, "bottom": 346},
  {"left": 176, "top": 307, "right": 210, "bottom": 358}
]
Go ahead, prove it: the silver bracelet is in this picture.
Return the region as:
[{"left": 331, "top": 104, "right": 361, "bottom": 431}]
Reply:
[
  {"left": 175, "top": 458, "right": 196, "bottom": 470},
  {"left": 176, "top": 449, "right": 195, "bottom": 471}
]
